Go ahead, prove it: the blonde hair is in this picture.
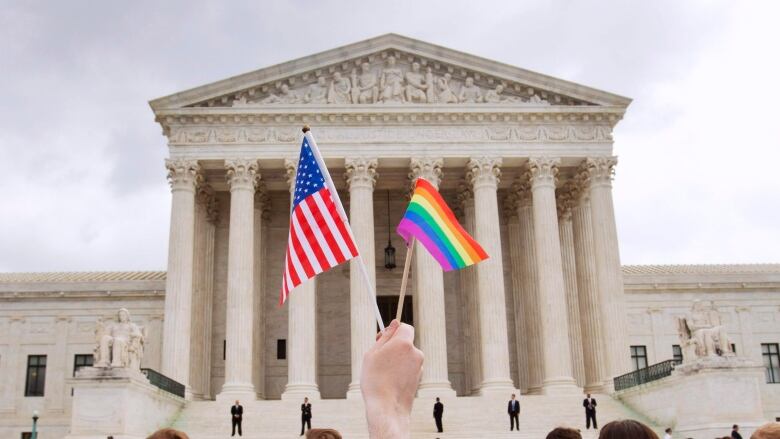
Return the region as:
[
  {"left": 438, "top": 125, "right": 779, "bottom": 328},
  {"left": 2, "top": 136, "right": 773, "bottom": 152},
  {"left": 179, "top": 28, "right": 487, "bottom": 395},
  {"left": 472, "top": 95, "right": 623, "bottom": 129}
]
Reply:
[
  {"left": 147, "top": 428, "right": 189, "bottom": 439},
  {"left": 751, "top": 422, "right": 780, "bottom": 439}
]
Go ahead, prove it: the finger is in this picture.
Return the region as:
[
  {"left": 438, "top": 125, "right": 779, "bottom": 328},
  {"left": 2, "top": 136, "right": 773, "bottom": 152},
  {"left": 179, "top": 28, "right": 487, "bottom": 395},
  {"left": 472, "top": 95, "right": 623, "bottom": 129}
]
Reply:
[
  {"left": 375, "top": 319, "right": 400, "bottom": 346},
  {"left": 392, "top": 322, "right": 415, "bottom": 344}
]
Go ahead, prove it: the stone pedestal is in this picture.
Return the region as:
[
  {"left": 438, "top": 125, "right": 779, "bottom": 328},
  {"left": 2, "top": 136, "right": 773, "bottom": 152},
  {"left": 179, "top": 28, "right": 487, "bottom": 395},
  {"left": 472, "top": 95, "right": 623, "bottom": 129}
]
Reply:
[
  {"left": 66, "top": 368, "right": 184, "bottom": 439},
  {"left": 616, "top": 357, "right": 766, "bottom": 439}
]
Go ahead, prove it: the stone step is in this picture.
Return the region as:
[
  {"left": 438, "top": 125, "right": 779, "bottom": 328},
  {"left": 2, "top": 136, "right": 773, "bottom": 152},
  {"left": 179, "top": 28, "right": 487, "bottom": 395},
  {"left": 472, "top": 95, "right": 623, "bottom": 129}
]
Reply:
[{"left": 172, "top": 394, "right": 662, "bottom": 438}]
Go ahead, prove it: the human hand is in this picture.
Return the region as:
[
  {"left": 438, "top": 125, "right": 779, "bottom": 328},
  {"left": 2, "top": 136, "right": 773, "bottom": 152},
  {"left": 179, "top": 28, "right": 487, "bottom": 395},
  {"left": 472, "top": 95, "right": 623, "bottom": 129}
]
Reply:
[{"left": 361, "top": 319, "right": 424, "bottom": 439}]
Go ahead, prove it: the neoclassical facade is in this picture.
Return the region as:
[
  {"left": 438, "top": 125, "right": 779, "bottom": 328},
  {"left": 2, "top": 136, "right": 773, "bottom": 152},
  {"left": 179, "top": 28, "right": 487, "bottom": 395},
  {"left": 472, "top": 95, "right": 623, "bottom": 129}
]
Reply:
[{"left": 1, "top": 34, "right": 779, "bottom": 437}]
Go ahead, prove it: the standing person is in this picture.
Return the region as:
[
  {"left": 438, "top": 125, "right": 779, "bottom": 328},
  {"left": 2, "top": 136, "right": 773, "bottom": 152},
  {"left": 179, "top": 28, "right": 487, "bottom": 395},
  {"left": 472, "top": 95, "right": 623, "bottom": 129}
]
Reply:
[
  {"left": 230, "top": 400, "right": 243, "bottom": 437},
  {"left": 433, "top": 397, "right": 444, "bottom": 433},
  {"left": 508, "top": 393, "right": 521, "bottom": 431},
  {"left": 732, "top": 424, "right": 743, "bottom": 439},
  {"left": 301, "top": 397, "right": 313, "bottom": 436},
  {"left": 583, "top": 393, "right": 598, "bottom": 430},
  {"left": 663, "top": 427, "right": 672, "bottom": 439}
]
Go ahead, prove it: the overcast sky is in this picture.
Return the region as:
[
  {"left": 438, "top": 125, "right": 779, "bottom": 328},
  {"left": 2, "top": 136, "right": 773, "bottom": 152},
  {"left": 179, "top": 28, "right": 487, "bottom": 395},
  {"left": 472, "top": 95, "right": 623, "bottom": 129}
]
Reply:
[{"left": 1, "top": 1, "right": 778, "bottom": 272}]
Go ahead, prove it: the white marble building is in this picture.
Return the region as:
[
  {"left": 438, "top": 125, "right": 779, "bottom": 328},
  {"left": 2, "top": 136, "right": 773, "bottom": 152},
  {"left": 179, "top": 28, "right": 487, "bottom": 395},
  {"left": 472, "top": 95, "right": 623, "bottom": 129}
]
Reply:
[{"left": 1, "top": 34, "right": 779, "bottom": 437}]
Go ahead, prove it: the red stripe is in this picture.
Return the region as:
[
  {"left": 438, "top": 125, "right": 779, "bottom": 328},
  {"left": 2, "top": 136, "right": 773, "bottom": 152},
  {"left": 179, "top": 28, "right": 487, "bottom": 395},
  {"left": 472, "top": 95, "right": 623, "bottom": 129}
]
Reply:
[
  {"left": 304, "top": 195, "right": 345, "bottom": 262},
  {"left": 322, "top": 189, "right": 358, "bottom": 258},
  {"left": 294, "top": 204, "right": 330, "bottom": 271},
  {"left": 289, "top": 218, "right": 316, "bottom": 279}
]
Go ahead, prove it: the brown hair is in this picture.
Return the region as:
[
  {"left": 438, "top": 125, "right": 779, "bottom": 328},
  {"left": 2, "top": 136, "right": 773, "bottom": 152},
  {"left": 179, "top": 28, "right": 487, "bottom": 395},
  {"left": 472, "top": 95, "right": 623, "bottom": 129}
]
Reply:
[
  {"left": 599, "top": 420, "right": 659, "bottom": 439},
  {"left": 306, "top": 429, "right": 343, "bottom": 439},
  {"left": 146, "top": 429, "right": 190, "bottom": 439},
  {"left": 546, "top": 427, "right": 583, "bottom": 439},
  {"left": 752, "top": 422, "right": 780, "bottom": 439}
]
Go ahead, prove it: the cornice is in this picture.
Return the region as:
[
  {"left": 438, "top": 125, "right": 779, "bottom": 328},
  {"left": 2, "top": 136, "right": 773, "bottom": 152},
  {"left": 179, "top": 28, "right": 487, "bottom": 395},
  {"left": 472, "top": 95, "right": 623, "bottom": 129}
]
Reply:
[{"left": 0, "top": 290, "right": 165, "bottom": 301}]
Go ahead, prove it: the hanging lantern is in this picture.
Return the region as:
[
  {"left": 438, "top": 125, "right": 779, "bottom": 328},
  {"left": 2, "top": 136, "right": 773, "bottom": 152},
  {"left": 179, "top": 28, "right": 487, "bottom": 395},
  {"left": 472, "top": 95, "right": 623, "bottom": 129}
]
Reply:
[{"left": 384, "top": 190, "right": 396, "bottom": 269}]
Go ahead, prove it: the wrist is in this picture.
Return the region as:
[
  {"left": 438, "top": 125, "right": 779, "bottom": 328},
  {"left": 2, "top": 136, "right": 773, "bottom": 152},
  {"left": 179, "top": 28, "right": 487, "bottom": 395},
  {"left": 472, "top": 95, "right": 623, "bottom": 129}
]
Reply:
[{"left": 365, "top": 403, "right": 410, "bottom": 439}]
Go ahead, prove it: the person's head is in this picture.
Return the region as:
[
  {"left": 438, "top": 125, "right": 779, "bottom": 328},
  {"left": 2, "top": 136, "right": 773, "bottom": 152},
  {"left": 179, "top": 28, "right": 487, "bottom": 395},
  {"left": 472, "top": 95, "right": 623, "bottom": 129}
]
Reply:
[
  {"left": 751, "top": 422, "right": 780, "bottom": 439},
  {"left": 234, "top": 400, "right": 239, "bottom": 405},
  {"left": 118, "top": 308, "right": 130, "bottom": 323},
  {"left": 496, "top": 84, "right": 504, "bottom": 93},
  {"left": 734, "top": 425, "right": 740, "bottom": 431},
  {"left": 361, "top": 62, "right": 370, "bottom": 73},
  {"left": 586, "top": 393, "right": 591, "bottom": 398},
  {"left": 306, "top": 429, "right": 342, "bottom": 439},
  {"left": 665, "top": 428, "right": 672, "bottom": 433},
  {"left": 511, "top": 393, "right": 516, "bottom": 400},
  {"left": 146, "top": 429, "right": 189, "bottom": 439},
  {"left": 465, "top": 77, "right": 474, "bottom": 86},
  {"left": 435, "top": 397, "right": 440, "bottom": 402},
  {"left": 304, "top": 397, "right": 309, "bottom": 403},
  {"left": 598, "top": 420, "right": 659, "bottom": 439},
  {"left": 387, "top": 56, "right": 396, "bottom": 66},
  {"left": 546, "top": 427, "right": 582, "bottom": 439},
  {"left": 411, "top": 62, "right": 420, "bottom": 72},
  {"left": 318, "top": 77, "right": 326, "bottom": 86}
]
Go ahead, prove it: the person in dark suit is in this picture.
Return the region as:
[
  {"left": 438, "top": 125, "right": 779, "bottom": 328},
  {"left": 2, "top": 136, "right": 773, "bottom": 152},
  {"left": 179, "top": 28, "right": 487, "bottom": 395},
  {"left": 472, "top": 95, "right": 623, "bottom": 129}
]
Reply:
[
  {"left": 508, "top": 393, "right": 521, "bottom": 431},
  {"left": 731, "top": 424, "right": 743, "bottom": 439},
  {"left": 583, "top": 393, "right": 597, "bottom": 429},
  {"left": 300, "top": 397, "right": 313, "bottom": 436},
  {"left": 230, "top": 400, "right": 243, "bottom": 436},
  {"left": 433, "top": 397, "right": 444, "bottom": 433}
]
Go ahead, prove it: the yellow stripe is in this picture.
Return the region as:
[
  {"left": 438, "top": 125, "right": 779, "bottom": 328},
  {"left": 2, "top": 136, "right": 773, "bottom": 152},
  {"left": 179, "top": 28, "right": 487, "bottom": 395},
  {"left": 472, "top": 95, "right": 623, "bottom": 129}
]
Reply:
[{"left": 412, "top": 194, "right": 475, "bottom": 265}]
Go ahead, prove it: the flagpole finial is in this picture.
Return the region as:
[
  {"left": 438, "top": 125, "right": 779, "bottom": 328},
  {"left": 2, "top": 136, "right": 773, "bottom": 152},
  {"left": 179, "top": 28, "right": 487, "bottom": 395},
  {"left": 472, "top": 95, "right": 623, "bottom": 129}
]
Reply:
[{"left": 302, "top": 124, "right": 311, "bottom": 133}]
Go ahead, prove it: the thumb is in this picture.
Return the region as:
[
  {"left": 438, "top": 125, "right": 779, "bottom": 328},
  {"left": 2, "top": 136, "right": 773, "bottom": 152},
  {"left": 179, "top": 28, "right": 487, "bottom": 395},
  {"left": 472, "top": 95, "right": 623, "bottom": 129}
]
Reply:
[{"left": 374, "top": 319, "right": 400, "bottom": 347}]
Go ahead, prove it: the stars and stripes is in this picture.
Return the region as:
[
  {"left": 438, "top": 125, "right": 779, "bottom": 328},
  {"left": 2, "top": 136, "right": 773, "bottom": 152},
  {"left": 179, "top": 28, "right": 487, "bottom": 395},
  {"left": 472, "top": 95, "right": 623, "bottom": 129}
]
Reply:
[{"left": 280, "top": 137, "right": 359, "bottom": 304}]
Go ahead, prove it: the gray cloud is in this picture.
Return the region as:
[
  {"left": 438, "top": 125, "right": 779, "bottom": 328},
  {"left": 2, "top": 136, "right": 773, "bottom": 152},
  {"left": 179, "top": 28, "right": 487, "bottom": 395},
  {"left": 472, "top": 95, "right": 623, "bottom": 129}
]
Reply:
[{"left": 0, "top": 0, "right": 777, "bottom": 271}]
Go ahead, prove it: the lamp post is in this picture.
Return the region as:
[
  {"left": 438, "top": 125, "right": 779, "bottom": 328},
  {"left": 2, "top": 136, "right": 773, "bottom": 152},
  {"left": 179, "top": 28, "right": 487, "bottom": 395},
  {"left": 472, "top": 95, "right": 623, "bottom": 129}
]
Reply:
[{"left": 31, "top": 410, "right": 39, "bottom": 439}]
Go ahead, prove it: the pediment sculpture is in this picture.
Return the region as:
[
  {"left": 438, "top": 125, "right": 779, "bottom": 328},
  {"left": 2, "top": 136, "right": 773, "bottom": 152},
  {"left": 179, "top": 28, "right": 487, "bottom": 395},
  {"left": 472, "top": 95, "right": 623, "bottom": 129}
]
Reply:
[
  {"left": 93, "top": 308, "right": 146, "bottom": 370},
  {"left": 676, "top": 300, "right": 734, "bottom": 363},
  {"left": 197, "top": 53, "right": 584, "bottom": 108}
]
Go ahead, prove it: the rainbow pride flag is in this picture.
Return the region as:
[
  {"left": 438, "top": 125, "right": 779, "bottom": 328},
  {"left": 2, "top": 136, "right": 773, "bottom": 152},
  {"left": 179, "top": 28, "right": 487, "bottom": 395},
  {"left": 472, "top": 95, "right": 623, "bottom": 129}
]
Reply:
[{"left": 397, "top": 178, "right": 489, "bottom": 271}]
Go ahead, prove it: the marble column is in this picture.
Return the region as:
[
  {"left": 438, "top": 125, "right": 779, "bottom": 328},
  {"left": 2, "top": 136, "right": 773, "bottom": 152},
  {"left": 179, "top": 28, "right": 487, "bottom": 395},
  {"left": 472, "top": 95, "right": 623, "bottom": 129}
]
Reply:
[
  {"left": 253, "top": 186, "right": 269, "bottom": 399},
  {"left": 190, "top": 185, "right": 217, "bottom": 400},
  {"left": 457, "top": 184, "right": 482, "bottom": 395},
  {"left": 466, "top": 157, "right": 514, "bottom": 393},
  {"left": 571, "top": 180, "right": 607, "bottom": 392},
  {"left": 504, "top": 194, "right": 529, "bottom": 393},
  {"left": 580, "top": 157, "right": 631, "bottom": 390},
  {"left": 218, "top": 158, "right": 259, "bottom": 401},
  {"left": 409, "top": 157, "right": 455, "bottom": 396},
  {"left": 282, "top": 158, "right": 321, "bottom": 400},
  {"left": 736, "top": 307, "right": 758, "bottom": 362},
  {"left": 514, "top": 178, "right": 544, "bottom": 394},
  {"left": 162, "top": 158, "right": 201, "bottom": 394},
  {"left": 345, "top": 157, "right": 378, "bottom": 399},
  {"left": 527, "top": 157, "right": 579, "bottom": 394},
  {"left": 2, "top": 316, "right": 24, "bottom": 413},
  {"left": 557, "top": 183, "right": 586, "bottom": 387}
]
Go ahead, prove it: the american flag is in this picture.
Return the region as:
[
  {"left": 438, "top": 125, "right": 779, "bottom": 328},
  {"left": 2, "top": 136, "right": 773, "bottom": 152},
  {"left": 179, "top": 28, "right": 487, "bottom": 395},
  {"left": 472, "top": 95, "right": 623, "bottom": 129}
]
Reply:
[{"left": 280, "top": 136, "right": 359, "bottom": 304}]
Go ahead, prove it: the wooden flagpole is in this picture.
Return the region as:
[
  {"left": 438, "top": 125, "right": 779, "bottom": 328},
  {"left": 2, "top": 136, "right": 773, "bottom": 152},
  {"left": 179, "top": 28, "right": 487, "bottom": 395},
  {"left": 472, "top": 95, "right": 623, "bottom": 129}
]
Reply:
[
  {"left": 302, "top": 125, "right": 386, "bottom": 331},
  {"left": 395, "top": 237, "right": 415, "bottom": 322}
]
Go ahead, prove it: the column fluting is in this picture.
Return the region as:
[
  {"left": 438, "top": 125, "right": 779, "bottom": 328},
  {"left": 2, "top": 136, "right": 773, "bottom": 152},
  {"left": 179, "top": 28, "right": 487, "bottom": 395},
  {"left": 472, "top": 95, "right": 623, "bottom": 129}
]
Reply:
[
  {"left": 466, "top": 157, "right": 514, "bottom": 393},
  {"left": 505, "top": 194, "right": 529, "bottom": 393},
  {"left": 457, "top": 184, "right": 482, "bottom": 395}
]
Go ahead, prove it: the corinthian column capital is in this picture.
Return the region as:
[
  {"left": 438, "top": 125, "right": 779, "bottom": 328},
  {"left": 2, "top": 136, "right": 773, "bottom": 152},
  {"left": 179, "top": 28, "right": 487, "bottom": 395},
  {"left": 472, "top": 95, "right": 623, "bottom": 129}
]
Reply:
[
  {"left": 528, "top": 157, "right": 560, "bottom": 190},
  {"left": 344, "top": 157, "right": 378, "bottom": 190},
  {"left": 512, "top": 173, "right": 533, "bottom": 208},
  {"left": 225, "top": 159, "right": 260, "bottom": 191},
  {"left": 284, "top": 157, "right": 299, "bottom": 192},
  {"left": 466, "top": 157, "right": 502, "bottom": 190},
  {"left": 166, "top": 159, "right": 202, "bottom": 192},
  {"left": 409, "top": 157, "right": 443, "bottom": 189},
  {"left": 556, "top": 180, "right": 577, "bottom": 222},
  {"left": 255, "top": 182, "right": 271, "bottom": 212},
  {"left": 579, "top": 156, "right": 617, "bottom": 188},
  {"left": 455, "top": 180, "right": 473, "bottom": 216}
]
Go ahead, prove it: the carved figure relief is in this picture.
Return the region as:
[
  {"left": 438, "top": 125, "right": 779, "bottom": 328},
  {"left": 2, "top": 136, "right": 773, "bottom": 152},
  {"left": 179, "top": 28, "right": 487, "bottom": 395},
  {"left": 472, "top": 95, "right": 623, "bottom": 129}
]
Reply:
[
  {"left": 210, "top": 52, "right": 575, "bottom": 107},
  {"left": 93, "top": 308, "right": 146, "bottom": 370}
]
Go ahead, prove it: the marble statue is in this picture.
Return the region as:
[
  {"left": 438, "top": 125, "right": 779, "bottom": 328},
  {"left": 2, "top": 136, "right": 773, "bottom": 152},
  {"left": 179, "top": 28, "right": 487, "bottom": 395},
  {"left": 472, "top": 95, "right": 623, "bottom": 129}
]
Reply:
[
  {"left": 304, "top": 77, "right": 328, "bottom": 104},
  {"left": 231, "top": 95, "right": 250, "bottom": 107},
  {"left": 484, "top": 84, "right": 520, "bottom": 104},
  {"left": 458, "top": 77, "right": 483, "bottom": 103},
  {"left": 677, "top": 300, "right": 734, "bottom": 361},
  {"left": 328, "top": 71, "right": 351, "bottom": 104},
  {"left": 351, "top": 63, "right": 379, "bottom": 104},
  {"left": 436, "top": 73, "right": 458, "bottom": 104},
  {"left": 262, "top": 84, "right": 299, "bottom": 104},
  {"left": 424, "top": 67, "right": 436, "bottom": 103},
  {"left": 528, "top": 93, "right": 551, "bottom": 105},
  {"left": 404, "top": 62, "right": 429, "bottom": 103},
  {"left": 379, "top": 56, "right": 405, "bottom": 103},
  {"left": 94, "top": 308, "right": 146, "bottom": 369}
]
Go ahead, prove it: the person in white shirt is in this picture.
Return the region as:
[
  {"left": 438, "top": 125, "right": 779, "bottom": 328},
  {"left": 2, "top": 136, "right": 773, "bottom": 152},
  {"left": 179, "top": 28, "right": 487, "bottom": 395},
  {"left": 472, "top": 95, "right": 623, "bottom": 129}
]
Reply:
[{"left": 663, "top": 427, "right": 673, "bottom": 439}]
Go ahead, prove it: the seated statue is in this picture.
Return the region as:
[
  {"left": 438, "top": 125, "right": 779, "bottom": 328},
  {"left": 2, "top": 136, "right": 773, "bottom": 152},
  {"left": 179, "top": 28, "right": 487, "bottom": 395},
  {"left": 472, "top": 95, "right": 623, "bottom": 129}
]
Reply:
[
  {"left": 94, "top": 308, "right": 146, "bottom": 369},
  {"left": 677, "top": 300, "right": 733, "bottom": 361}
]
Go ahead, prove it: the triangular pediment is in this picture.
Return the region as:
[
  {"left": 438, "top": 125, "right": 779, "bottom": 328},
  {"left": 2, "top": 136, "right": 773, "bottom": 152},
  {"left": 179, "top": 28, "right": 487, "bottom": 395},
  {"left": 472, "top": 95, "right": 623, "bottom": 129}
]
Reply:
[{"left": 149, "top": 34, "right": 630, "bottom": 111}]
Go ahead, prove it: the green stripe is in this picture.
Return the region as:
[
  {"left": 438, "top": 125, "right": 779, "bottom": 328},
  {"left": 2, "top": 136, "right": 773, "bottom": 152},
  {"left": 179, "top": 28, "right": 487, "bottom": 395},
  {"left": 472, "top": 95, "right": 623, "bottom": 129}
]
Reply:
[{"left": 407, "top": 202, "right": 467, "bottom": 267}]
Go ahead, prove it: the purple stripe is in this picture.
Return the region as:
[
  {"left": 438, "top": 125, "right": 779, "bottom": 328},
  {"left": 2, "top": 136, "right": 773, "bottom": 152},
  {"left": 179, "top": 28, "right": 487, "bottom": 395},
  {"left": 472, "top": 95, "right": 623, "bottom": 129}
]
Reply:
[{"left": 397, "top": 218, "right": 454, "bottom": 271}]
